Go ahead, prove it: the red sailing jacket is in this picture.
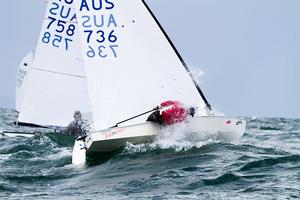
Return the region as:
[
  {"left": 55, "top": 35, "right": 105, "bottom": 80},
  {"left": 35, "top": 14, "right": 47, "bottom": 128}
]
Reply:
[{"left": 160, "top": 101, "right": 187, "bottom": 125}]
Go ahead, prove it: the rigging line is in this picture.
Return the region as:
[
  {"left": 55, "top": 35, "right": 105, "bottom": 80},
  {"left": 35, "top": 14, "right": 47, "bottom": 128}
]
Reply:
[
  {"left": 141, "top": 0, "right": 212, "bottom": 110},
  {"left": 31, "top": 67, "right": 86, "bottom": 78},
  {"left": 112, "top": 107, "right": 159, "bottom": 128}
]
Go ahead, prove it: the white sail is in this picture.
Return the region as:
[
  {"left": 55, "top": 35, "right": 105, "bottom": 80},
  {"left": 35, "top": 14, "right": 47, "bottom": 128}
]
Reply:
[
  {"left": 16, "top": 51, "right": 34, "bottom": 112},
  {"left": 18, "top": 0, "right": 91, "bottom": 127},
  {"left": 74, "top": 0, "right": 208, "bottom": 130}
]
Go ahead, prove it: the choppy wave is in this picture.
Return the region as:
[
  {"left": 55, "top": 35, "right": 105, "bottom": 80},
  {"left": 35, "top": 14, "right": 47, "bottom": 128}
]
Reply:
[{"left": 0, "top": 108, "right": 300, "bottom": 199}]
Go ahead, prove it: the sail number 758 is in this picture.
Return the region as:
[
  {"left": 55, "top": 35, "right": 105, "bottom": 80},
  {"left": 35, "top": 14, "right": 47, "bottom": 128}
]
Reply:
[
  {"left": 84, "top": 30, "right": 118, "bottom": 58},
  {"left": 42, "top": 32, "right": 72, "bottom": 50}
]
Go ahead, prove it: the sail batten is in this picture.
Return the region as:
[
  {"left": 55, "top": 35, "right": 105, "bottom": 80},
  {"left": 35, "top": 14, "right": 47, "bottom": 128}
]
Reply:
[{"left": 30, "top": 67, "right": 86, "bottom": 78}]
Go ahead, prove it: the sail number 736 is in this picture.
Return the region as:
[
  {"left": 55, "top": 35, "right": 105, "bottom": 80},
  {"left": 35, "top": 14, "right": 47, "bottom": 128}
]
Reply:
[
  {"left": 84, "top": 30, "right": 117, "bottom": 43},
  {"left": 84, "top": 30, "right": 118, "bottom": 58},
  {"left": 87, "top": 45, "right": 118, "bottom": 58}
]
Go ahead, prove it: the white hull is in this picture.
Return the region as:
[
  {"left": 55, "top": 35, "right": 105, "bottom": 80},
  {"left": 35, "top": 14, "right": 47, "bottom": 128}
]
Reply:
[
  {"left": 72, "top": 116, "right": 246, "bottom": 165},
  {"left": 85, "top": 116, "right": 245, "bottom": 153},
  {"left": 0, "top": 130, "right": 35, "bottom": 138},
  {"left": 86, "top": 123, "right": 160, "bottom": 153}
]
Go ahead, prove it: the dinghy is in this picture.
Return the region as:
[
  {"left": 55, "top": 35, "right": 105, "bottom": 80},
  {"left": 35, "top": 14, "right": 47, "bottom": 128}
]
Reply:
[
  {"left": 11, "top": 0, "right": 93, "bottom": 136},
  {"left": 5, "top": 0, "right": 93, "bottom": 137},
  {"left": 71, "top": 0, "right": 246, "bottom": 165},
  {"left": 13, "top": 0, "right": 246, "bottom": 164},
  {"left": 84, "top": 117, "right": 244, "bottom": 152}
]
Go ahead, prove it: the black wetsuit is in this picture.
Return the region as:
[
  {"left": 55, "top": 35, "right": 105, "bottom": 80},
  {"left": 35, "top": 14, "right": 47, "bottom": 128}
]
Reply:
[{"left": 147, "top": 111, "right": 165, "bottom": 125}]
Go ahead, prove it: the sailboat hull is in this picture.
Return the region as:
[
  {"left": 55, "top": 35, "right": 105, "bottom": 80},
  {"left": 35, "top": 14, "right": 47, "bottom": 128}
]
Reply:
[
  {"left": 0, "top": 130, "right": 35, "bottom": 138},
  {"left": 84, "top": 116, "right": 246, "bottom": 153}
]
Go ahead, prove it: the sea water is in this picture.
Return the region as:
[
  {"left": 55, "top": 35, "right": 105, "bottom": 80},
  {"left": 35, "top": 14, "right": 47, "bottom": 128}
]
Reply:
[{"left": 0, "top": 108, "right": 299, "bottom": 199}]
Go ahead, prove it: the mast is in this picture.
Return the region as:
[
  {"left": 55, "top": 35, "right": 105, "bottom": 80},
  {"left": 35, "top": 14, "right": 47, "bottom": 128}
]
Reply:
[{"left": 141, "top": 0, "right": 212, "bottom": 111}]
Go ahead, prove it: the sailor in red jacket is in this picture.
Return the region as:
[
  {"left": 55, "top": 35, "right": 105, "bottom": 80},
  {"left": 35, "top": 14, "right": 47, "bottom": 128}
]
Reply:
[
  {"left": 147, "top": 100, "right": 196, "bottom": 125},
  {"left": 160, "top": 100, "right": 187, "bottom": 125}
]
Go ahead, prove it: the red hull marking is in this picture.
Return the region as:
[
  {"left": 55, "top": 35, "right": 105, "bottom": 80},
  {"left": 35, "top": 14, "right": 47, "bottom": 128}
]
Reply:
[
  {"left": 226, "top": 120, "right": 232, "bottom": 125},
  {"left": 105, "top": 128, "right": 125, "bottom": 139}
]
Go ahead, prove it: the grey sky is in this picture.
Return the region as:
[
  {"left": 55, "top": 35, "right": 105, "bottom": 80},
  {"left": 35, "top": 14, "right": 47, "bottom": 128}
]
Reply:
[{"left": 0, "top": 0, "right": 299, "bottom": 118}]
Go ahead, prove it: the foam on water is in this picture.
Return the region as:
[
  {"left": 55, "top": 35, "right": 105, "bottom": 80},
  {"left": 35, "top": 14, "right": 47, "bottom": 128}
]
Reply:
[
  {"left": 30, "top": 147, "right": 72, "bottom": 162},
  {"left": 153, "top": 123, "right": 217, "bottom": 150},
  {"left": 123, "top": 122, "right": 218, "bottom": 154}
]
